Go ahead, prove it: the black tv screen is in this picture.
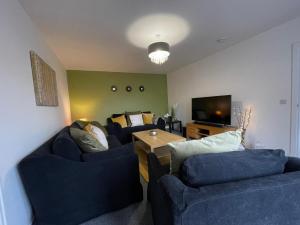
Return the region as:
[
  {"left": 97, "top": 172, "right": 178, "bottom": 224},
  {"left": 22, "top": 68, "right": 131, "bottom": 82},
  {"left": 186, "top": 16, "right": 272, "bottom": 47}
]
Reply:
[{"left": 192, "top": 95, "right": 231, "bottom": 125}]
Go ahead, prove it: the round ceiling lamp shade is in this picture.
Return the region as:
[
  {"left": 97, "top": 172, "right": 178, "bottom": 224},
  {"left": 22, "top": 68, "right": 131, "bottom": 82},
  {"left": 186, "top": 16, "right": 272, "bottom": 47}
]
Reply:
[{"left": 148, "top": 42, "right": 170, "bottom": 64}]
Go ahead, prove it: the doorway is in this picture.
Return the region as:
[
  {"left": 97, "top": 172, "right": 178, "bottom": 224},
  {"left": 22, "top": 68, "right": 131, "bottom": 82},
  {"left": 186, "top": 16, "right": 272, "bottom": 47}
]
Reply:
[
  {"left": 291, "top": 43, "right": 300, "bottom": 156},
  {"left": 0, "top": 182, "right": 6, "bottom": 225}
]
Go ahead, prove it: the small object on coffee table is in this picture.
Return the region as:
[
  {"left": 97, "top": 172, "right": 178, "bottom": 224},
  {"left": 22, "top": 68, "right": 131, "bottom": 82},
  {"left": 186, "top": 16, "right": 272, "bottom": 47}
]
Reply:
[{"left": 149, "top": 130, "right": 157, "bottom": 136}]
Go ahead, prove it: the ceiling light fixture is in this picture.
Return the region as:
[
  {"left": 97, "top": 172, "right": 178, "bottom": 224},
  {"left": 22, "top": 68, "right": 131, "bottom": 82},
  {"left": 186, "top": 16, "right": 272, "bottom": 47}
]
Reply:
[
  {"left": 216, "top": 37, "right": 229, "bottom": 43},
  {"left": 148, "top": 42, "right": 170, "bottom": 64}
]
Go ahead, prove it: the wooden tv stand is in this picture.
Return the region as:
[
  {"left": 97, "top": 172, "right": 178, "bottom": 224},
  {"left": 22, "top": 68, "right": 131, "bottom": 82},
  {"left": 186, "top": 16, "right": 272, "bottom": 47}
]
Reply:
[{"left": 186, "top": 122, "right": 237, "bottom": 139}]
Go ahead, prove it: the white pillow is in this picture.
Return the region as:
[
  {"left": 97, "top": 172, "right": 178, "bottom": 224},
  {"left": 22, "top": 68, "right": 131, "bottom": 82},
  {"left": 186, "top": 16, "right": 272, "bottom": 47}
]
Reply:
[
  {"left": 168, "top": 129, "right": 242, "bottom": 174},
  {"left": 85, "top": 124, "right": 109, "bottom": 150},
  {"left": 129, "top": 114, "right": 144, "bottom": 127}
]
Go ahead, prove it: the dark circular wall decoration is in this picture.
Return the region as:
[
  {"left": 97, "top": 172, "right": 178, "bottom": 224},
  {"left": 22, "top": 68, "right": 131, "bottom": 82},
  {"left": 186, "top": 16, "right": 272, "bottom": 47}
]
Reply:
[
  {"left": 111, "top": 85, "right": 117, "bottom": 92},
  {"left": 139, "top": 85, "right": 145, "bottom": 92},
  {"left": 126, "top": 85, "right": 132, "bottom": 92}
]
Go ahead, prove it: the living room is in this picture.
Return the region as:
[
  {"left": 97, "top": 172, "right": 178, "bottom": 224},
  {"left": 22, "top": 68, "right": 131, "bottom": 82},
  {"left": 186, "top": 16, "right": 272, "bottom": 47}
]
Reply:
[{"left": 1, "top": 0, "right": 300, "bottom": 225}]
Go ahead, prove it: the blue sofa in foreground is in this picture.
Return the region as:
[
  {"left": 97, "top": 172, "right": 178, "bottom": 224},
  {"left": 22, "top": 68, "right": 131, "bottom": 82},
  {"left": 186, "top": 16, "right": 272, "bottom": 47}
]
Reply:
[
  {"left": 148, "top": 149, "right": 300, "bottom": 225},
  {"left": 18, "top": 125, "right": 143, "bottom": 225}
]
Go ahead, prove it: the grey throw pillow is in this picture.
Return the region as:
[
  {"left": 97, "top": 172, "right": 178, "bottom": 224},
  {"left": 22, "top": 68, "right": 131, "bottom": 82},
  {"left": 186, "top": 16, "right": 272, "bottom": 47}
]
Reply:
[
  {"left": 70, "top": 127, "right": 107, "bottom": 153},
  {"left": 73, "top": 120, "right": 108, "bottom": 136},
  {"left": 74, "top": 120, "right": 89, "bottom": 129}
]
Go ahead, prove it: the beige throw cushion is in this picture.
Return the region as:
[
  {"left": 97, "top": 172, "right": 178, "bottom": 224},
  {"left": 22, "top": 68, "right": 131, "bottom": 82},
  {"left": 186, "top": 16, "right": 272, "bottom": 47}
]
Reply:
[{"left": 168, "top": 129, "right": 242, "bottom": 174}]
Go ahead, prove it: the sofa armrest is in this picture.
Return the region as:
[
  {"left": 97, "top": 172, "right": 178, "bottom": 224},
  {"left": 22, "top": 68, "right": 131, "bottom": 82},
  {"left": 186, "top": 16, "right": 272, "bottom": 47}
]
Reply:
[
  {"left": 106, "top": 122, "right": 122, "bottom": 135},
  {"left": 19, "top": 153, "right": 142, "bottom": 225},
  {"left": 106, "top": 122, "right": 123, "bottom": 143},
  {"left": 285, "top": 157, "right": 300, "bottom": 172},
  {"left": 147, "top": 153, "right": 169, "bottom": 182},
  {"left": 147, "top": 155, "right": 173, "bottom": 225},
  {"left": 106, "top": 135, "right": 122, "bottom": 148},
  {"left": 159, "top": 175, "right": 187, "bottom": 211}
]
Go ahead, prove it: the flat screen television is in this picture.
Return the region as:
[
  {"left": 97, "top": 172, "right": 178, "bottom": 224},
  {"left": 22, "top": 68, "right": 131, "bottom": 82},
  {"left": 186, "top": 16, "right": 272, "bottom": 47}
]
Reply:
[{"left": 192, "top": 95, "right": 231, "bottom": 126}]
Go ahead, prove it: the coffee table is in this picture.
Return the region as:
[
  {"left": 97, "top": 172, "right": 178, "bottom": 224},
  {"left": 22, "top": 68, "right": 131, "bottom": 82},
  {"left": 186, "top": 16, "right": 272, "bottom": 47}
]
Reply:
[{"left": 132, "top": 129, "right": 186, "bottom": 182}]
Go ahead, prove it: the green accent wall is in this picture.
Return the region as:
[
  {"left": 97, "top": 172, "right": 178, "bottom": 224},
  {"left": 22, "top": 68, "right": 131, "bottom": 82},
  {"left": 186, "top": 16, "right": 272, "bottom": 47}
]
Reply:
[{"left": 67, "top": 70, "right": 168, "bottom": 124}]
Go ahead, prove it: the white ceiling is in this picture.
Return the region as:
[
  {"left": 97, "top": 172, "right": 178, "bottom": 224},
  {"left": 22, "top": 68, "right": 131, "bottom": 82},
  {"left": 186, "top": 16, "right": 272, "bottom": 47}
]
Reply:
[{"left": 19, "top": 0, "right": 300, "bottom": 74}]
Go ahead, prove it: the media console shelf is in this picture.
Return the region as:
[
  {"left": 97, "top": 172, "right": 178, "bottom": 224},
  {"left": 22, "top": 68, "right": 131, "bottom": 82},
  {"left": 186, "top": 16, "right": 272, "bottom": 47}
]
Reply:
[{"left": 186, "top": 122, "right": 237, "bottom": 139}]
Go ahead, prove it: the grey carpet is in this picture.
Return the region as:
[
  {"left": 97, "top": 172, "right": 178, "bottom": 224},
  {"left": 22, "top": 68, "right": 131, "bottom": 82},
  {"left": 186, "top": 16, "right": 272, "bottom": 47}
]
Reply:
[{"left": 81, "top": 177, "right": 153, "bottom": 225}]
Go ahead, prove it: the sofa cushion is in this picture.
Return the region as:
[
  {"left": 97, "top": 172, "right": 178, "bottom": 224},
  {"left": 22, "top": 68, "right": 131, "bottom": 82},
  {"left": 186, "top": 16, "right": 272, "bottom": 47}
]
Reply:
[
  {"left": 168, "top": 129, "right": 242, "bottom": 174},
  {"left": 111, "top": 115, "right": 128, "bottom": 128},
  {"left": 72, "top": 120, "right": 108, "bottom": 136},
  {"left": 73, "top": 120, "right": 89, "bottom": 129},
  {"left": 84, "top": 124, "right": 109, "bottom": 149},
  {"left": 112, "top": 113, "right": 124, "bottom": 118},
  {"left": 90, "top": 121, "right": 108, "bottom": 136},
  {"left": 125, "top": 124, "right": 156, "bottom": 132},
  {"left": 181, "top": 149, "right": 288, "bottom": 187},
  {"left": 107, "top": 135, "right": 122, "bottom": 148},
  {"left": 128, "top": 114, "right": 144, "bottom": 127},
  {"left": 52, "top": 130, "right": 82, "bottom": 161},
  {"left": 125, "top": 111, "right": 141, "bottom": 126},
  {"left": 70, "top": 128, "right": 107, "bottom": 153},
  {"left": 82, "top": 143, "right": 134, "bottom": 162},
  {"left": 143, "top": 113, "right": 154, "bottom": 124}
]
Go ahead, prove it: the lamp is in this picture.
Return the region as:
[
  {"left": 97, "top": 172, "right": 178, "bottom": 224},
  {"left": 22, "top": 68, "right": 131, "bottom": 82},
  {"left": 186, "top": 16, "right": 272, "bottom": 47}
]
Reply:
[
  {"left": 148, "top": 42, "right": 170, "bottom": 64},
  {"left": 111, "top": 85, "right": 117, "bottom": 92}
]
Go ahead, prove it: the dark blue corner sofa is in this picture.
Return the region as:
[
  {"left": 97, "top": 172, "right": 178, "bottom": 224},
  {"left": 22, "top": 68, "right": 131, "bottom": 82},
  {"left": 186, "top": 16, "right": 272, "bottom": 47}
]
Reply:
[
  {"left": 18, "top": 123, "right": 143, "bottom": 225},
  {"left": 107, "top": 113, "right": 165, "bottom": 144},
  {"left": 148, "top": 149, "right": 300, "bottom": 225}
]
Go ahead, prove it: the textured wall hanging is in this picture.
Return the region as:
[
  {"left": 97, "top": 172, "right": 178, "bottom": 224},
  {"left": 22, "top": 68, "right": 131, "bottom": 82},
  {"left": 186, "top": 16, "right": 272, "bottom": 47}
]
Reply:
[{"left": 30, "top": 51, "right": 58, "bottom": 106}]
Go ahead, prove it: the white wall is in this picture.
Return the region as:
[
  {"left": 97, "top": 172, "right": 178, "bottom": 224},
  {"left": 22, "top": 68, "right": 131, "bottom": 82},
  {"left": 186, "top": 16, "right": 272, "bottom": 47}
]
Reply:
[
  {"left": 168, "top": 17, "right": 300, "bottom": 152},
  {"left": 0, "top": 0, "right": 71, "bottom": 224}
]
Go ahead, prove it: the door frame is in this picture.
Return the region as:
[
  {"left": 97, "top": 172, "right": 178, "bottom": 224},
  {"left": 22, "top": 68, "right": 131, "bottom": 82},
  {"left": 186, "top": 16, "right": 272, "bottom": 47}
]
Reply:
[
  {"left": 0, "top": 182, "right": 6, "bottom": 225},
  {"left": 290, "top": 43, "right": 300, "bottom": 156}
]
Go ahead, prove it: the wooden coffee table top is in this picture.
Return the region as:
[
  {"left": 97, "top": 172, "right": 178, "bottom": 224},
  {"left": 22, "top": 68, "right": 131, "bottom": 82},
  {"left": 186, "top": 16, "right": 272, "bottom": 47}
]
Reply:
[{"left": 132, "top": 129, "right": 186, "bottom": 152}]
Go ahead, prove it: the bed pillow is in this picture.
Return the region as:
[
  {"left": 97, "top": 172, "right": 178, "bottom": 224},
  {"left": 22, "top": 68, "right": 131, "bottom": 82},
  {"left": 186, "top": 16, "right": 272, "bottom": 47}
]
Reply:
[{"left": 168, "top": 129, "right": 242, "bottom": 174}]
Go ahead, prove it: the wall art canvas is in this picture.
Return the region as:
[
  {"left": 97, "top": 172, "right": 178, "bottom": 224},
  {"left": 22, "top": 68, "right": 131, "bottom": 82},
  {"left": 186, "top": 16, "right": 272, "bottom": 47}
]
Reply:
[{"left": 30, "top": 51, "right": 58, "bottom": 106}]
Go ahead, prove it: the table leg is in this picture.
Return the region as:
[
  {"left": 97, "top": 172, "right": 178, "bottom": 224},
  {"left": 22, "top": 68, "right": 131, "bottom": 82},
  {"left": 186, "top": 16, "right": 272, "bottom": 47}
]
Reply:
[{"left": 169, "top": 123, "right": 172, "bottom": 133}]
